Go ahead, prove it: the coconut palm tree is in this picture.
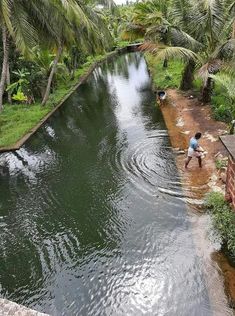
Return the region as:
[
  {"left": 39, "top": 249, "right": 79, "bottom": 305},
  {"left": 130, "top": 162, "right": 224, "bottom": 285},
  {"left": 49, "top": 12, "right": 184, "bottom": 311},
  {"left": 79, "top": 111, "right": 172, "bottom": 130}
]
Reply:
[
  {"left": 190, "top": 0, "right": 234, "bottom": 102},
  {"left": 138, "top": 0, "right": 234, "bottom": 101},
  {"left": 41, "top": 0, "right": 113, "bottom": 106},
  {"left": 0, "top": 0, "right": 57, "bottom": 111},
  {"left": 0, "top": 0, "right": 112, "bottom": 109},
  {"left": 121, "top": 0, "right": 202, "bottom": 86},
  {"left": 0, "top": 0, "right": 13, "bottom": 111}
]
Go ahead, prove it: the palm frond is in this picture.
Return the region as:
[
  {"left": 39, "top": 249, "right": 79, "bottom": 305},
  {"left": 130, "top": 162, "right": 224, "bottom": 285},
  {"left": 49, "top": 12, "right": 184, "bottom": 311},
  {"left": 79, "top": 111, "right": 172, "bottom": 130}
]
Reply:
[
  {"left": 213, "top": 39, "right": 235, "bottom": 60},
  {"left": 11, "top": 2, "right": 38, "bottom": 54},
  {"left": 170, "top": 27, "right": 204, "bottom": 52},
  {"left": 171, "top": 0, "right": 193, "bottom": 30},
  {"left": 197, "top": 59, "right": 222, "bottom": 81},
  {"left": 210, "top": 72, "right": 235, "bottom": 101},
  {"left": 0, "top": 0, "right": 13, "bottom": 33},
  {"left": 140, "top": 42, "right": 198, "bottom": 62},
  {"left": 120, "top": 23, "right": 145, "bottom": 41},
  {"left": 189, "top": 0, "right": 226, "bottom": 51}
]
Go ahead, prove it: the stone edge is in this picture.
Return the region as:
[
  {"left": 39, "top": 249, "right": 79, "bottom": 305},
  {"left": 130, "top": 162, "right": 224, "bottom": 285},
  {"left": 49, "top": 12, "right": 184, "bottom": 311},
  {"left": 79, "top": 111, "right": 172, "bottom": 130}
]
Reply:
[{"left": 0, "top": 298, "right": 49, "bottom": 315}]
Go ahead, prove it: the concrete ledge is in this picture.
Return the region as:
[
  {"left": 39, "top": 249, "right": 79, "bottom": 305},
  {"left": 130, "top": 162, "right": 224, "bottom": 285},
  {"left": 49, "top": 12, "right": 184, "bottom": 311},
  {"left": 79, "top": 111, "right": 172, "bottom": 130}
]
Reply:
[
  {"left": 220, "top": 135, "right": 235, "bottom": 160},
  {"left": 0, "top": 298, "right": 49, "bottom": 316}
]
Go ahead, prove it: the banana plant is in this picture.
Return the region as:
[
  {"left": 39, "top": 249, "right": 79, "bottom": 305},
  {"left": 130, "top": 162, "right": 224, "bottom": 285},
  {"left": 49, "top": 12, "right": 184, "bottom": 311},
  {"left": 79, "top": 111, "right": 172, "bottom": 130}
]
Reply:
[{"left": 6, "top": 68, "right": 30, "bottom": 103}]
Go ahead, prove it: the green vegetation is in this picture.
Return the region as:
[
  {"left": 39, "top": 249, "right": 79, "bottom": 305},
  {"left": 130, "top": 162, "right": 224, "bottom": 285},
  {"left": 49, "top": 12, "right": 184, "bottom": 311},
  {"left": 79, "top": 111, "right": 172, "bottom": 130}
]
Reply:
[
  {"left": 145, "top": 54, "right": 184, "bottom": 89},
  {"left": 121, "top": 0, "right": 235, "bottom": 122},
  {"left": 0, "top": 52, "right": 110, "bottom": 148},
  {"left": 0, "top": 1, "right": 140, "bottom": 148},
  {"left": 215, "top": 158, "right": 228, "bottom": 170},
  {"left": 146, "top": 52, "right": 233, "bottom": 123},
  {"left": 0, "top": 103, "right": 50, "bottom": 148},
  {"left": 211, "top": 84, "right": 231, "bottom": 122},
  {"left": 205, "top": 192, "right": 235, "bottom": 257}
]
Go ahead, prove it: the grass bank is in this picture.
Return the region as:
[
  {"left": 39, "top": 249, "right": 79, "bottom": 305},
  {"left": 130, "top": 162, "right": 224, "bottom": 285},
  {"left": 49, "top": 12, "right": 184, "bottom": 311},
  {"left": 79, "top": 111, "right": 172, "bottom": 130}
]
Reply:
[
  {"left": 145, "top": 54, "right": 229, "bottom": 122},
  {"left": 145, "top": 53, "right": 184, "bottom": 89},
  {"left": 0, "top": 52, "right": 116, "bottom": 149}
]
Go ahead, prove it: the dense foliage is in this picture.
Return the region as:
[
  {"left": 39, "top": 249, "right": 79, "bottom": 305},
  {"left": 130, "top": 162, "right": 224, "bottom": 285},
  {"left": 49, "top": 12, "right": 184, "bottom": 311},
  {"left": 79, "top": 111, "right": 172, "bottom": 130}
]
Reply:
[
  {"left": 120, "top": 0, "right": 235, "bottom": 122},
  {"left": 0, "top": 0, "right": 114, "bottom": 110}
]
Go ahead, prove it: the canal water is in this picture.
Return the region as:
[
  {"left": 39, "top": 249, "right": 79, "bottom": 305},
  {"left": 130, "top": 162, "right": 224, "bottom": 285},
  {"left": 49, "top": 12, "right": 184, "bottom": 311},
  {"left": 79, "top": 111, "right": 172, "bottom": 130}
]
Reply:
[{"left": 0, "top": 53, "right": 226, "bottom": 315}]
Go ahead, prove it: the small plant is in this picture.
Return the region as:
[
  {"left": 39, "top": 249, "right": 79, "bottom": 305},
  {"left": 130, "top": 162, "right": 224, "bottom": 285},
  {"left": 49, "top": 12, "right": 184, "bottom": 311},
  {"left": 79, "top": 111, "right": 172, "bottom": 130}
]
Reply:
[
  {"left": 215, "top": 158, "right": 227, "bottom": 170},
  {"left": 205, "top": 191, "right": 226, "bottom": 210},
  {"left": 12, "top": 91, "right": 27, "bottom": 102},
  {"left": 6, "top": 68, "right": 31, "bottom": 103}
]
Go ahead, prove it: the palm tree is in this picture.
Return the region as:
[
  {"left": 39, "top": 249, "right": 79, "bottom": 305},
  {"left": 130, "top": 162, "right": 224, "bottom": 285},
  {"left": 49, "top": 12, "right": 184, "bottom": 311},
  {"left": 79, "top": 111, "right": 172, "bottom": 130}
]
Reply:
[
  {"left": 0, "top": 0, "right": 112, "bottom": 109},
  {"left": 138, "top": 0, "right": 234, "bottom": 101},
  {"left": 121, "top": 0, "right": 202, "bottom": 87},
  {"left": 41, "top": 0, "right": 113, "bottom": 106},
  {"left": 0, "top": 0, "right": 56, "bottom": 111},
  {"left": 190, "top": 0, "right": 234, "bottom": 102},
  {"left": 0, "top": 0, "right": 12, "bottom": 111}
]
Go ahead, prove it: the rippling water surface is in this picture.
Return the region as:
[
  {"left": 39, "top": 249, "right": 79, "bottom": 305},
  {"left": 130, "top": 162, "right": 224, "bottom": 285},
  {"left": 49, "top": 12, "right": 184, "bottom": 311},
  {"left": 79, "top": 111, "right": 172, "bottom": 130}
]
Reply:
[{"left": 0, "top": 53, "right": 213, "bottom": 315}]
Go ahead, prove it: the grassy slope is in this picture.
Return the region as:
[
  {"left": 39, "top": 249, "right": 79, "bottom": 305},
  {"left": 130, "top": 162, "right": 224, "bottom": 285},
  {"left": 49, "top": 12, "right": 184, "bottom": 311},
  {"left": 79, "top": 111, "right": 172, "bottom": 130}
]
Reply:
[
  {"left": 145, "top": 53, "right": 184, "bottom": 89},
  {"left": 0, "top": 104, "right": 50, "bottom": 147},
  {"left": 0, "top": 54, "right": 110, "bottom": 148}
]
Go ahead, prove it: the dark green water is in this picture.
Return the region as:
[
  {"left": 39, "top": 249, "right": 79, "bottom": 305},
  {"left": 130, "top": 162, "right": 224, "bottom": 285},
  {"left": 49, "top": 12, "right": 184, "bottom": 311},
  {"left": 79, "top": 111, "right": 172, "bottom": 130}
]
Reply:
[{"left": 0, "top": 53, "right": 212, "bottom": 315}]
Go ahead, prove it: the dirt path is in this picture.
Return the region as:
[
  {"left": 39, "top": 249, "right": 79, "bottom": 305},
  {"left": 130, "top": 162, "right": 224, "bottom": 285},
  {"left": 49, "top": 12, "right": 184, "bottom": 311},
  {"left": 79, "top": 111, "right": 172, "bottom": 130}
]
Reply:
[
  {"left": 160, "top": 89, "right": 235, "bottom": 313},
  {"left": 162, "top": 89, "right": 228, "bottom": 203}
]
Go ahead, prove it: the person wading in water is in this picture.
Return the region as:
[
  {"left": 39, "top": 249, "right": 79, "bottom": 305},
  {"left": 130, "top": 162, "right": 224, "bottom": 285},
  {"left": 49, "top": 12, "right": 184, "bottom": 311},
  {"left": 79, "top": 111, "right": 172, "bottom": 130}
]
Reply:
[{"left": 185, "top": 132, "right": 205, "bottom": 169}]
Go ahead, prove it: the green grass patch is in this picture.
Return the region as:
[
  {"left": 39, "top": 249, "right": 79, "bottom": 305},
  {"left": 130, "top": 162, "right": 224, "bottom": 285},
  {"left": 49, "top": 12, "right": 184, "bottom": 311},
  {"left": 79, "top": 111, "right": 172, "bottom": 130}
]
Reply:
[
  {"left": 0, "top": 52, "right": 111, "bottom": 148},
  {"left": 211, "top": 83, "right": 231, "bottom": 122},
  {"left": 192, "top": 75, "right": 230, "bottom": 122},
  {"left": 205, "top": 192, "right": 235, "bottom": 258},
  {"left": 0, "top": 103, "right": 51, "bottom": 147},
  {"left": 145, "top": 53, "right": 185, "bottom": 89},
  {"left": 193, "top": 77, "right": 203, "bottom": 91}
]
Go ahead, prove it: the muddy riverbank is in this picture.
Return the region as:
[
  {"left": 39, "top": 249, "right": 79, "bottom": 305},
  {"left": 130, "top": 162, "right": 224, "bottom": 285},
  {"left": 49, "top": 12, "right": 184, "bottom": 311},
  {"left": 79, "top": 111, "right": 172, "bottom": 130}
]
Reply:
[{"left": 159, "top": 88, "right": 235, "bottom": 310}]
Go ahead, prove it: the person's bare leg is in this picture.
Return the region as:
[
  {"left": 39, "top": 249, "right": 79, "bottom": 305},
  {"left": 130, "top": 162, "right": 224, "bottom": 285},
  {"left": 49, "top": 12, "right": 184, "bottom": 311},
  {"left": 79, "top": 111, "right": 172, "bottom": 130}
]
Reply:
[
  {"left": 198, "top": 157, "right": 202, "bottom": 168},
  {"left": 185, "top": 157, "right": 192, "bottom": 168}
]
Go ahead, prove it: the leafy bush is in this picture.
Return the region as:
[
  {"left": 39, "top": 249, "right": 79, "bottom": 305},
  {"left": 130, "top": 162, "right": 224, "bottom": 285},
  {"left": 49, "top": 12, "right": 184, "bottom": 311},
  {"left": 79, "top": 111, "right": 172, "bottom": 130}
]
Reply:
[
  {"left": 215, "top": 159, "right": 228, "bottom": 170},
  {"left": 205, "top": 192, "right": 235, "bottom": 256},
  {"left": 211, "top": 92, "right": 231, "bottom": 122},
  {"left": 192, "top": 76, "right": 232, "bottom": 123},
  {"left": 210, "top": 82, "right": 232, "bottom": 122}
]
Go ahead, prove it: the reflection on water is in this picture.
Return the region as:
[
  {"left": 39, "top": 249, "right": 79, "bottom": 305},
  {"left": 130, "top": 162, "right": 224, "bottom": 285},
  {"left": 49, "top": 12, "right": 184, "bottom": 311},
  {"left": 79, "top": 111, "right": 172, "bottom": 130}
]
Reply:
[{"left": 0, "top": 53, "right": 231, "bottom": 315}]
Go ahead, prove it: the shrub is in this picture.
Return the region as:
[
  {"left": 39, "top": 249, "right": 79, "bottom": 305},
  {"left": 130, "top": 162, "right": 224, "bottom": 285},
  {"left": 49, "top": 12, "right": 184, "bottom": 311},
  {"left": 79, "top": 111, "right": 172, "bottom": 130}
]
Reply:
[
  {"left": 215, "top": 159, "right": 228, "bottom": 170},
  {"left": 211, "top": 95, "right": 231, "bottom": 122},
  {"left": 205, "top": 192, "right": 235, "bottom": 256}
]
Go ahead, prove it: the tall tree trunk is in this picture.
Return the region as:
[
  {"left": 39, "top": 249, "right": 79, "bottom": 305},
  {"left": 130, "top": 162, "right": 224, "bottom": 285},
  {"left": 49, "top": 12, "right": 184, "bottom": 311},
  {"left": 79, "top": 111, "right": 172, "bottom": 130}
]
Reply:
[
  {"left": 6, "top": 62, "right": 12, "bottom": 104},
  {"left": 41, "top": 44, "right": 63, "bottom": 106},
  {"left": 180, "top": 60, "right": 195, "bottom": 90},
  {"left": 163, "top": 58, "right": 168, "bottom": 68},
  {"left": 202, "top": 77, "right": 213, "bottom": 103},
  {"left": 0, "top": 25, "right": 9, "bottom": 112},
  {"left": 232, "top": 20, "right": 235, "bottom": 39}
]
